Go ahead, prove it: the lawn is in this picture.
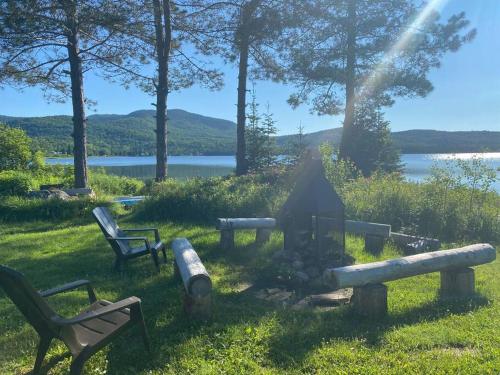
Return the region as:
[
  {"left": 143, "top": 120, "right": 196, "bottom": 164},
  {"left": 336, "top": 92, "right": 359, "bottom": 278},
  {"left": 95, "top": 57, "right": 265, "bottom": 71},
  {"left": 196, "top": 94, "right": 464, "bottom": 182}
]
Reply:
[{"left": 0, "top": 217, "right": 498, "bottom": 374}]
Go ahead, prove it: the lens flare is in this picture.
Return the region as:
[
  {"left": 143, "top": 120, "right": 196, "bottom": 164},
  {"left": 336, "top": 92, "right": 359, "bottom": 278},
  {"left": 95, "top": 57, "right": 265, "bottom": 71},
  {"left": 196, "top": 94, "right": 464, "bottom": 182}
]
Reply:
[{"left": 358, "top": 0, "right": 449, "bottom": 100}]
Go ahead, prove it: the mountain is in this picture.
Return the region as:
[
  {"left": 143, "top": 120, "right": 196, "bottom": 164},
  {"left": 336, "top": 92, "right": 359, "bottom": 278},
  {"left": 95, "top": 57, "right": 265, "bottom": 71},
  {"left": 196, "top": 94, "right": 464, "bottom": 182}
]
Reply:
[
  {"left": 0, "top": 109, "right": 236, "bottom": 156},
  {"left": 277, "top": 128, "right": 500, "bottom": 154},
  {"left": 2, "top": 109, "right": 499, "bottom": 155}
]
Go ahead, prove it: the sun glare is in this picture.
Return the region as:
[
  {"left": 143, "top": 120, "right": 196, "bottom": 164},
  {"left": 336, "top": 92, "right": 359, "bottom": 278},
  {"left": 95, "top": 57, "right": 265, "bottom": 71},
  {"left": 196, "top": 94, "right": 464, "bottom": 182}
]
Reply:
[{"left": 359, "top": 0, "right": 450, "bottom": 99}]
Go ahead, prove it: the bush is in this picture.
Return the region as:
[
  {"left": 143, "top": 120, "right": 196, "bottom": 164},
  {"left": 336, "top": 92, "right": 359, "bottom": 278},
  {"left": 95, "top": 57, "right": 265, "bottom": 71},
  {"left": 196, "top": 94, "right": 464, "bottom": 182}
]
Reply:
[
  {"left": 0, "top": 170, "right": 35, "bottom": 196},
  {"left": 0, "top": 196, "right": 119, "bottom": 222},
  {"left": 0, "top": 123, "right": 33, "bottom": 171},
  {"left": 137, "top": 174, "right": 287, "bottom": 223},
  {"left": 89, "top": 170, "right": 144, "bottom": 196}
]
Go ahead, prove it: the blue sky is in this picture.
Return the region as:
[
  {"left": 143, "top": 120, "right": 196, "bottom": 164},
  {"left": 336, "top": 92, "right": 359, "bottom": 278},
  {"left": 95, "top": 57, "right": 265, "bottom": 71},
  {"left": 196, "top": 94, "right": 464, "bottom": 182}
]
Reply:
[{"left": 0, "top": 0, "right": 498, "bottom": 135}]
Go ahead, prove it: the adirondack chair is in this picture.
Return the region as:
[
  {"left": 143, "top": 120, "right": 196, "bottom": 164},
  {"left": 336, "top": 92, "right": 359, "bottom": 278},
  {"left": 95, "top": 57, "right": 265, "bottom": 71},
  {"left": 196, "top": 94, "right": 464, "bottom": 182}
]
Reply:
[
  {"left": 0, "top": 265, "right": 150, "bottom": 375},
  {"left": 92, "top": 207, "right": 167, "bottom": 271}
]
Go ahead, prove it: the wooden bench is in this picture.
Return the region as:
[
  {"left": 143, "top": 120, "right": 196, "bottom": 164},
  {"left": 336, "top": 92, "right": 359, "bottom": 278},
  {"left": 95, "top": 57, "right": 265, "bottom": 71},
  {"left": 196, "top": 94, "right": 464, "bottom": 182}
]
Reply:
[
  {"left": 172, "top": 238, "right": 212, "bottom": 319},
  {"left": 345, "top": 220, "right": 391, "bottom": 254},
  {"left": 216, "top": 218, "right": 276, "bottom": 250},
  {"left": 324, "top": 243, "right": 496, "bottom": 318},
  {"left": 391, "top": 232, "right": 441, "bottom": 254}
]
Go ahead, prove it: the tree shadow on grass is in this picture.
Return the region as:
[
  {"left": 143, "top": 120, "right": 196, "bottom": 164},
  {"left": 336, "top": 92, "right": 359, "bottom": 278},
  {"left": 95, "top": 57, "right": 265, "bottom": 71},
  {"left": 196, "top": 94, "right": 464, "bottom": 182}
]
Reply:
[{"left": 265, "top": 293, "right": 490, "bottom": 371}]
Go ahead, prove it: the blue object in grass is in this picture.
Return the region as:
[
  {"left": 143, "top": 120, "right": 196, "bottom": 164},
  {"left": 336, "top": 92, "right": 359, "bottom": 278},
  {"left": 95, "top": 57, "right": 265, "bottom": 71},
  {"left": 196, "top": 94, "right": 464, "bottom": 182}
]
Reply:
[{"left": 114, "top": 196, "right": 145, "bottom": 207}]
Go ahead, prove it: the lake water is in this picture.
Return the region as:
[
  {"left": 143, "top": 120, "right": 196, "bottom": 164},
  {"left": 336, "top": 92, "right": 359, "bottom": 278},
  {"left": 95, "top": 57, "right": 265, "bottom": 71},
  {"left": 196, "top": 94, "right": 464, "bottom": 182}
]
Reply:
[{"left": 46, "top": 153, "right": 500, "bottom": 192}]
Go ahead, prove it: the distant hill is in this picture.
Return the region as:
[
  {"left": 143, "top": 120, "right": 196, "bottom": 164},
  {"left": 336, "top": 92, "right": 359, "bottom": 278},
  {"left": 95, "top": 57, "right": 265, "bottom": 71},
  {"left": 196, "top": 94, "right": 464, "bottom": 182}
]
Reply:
[
  {"left": 1, "top": 109, "right": 499, "bottom": 155},
  {"left": 0, "top": 109, "right": 236, "bottom": 156},
  {"left": 278, "top": 128, "right": 500, "bottom": 154}
]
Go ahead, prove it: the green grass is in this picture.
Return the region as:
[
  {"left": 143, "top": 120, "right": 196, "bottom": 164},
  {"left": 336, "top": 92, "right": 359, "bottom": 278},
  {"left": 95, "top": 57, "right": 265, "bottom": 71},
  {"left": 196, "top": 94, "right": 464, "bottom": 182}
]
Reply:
[{"left": 0, "top": 218, "right": 498, "bottom": 374}]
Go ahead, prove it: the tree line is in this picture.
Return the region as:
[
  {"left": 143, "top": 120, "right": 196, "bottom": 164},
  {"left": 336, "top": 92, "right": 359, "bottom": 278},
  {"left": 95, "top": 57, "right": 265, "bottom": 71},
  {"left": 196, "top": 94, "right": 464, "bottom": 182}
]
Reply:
[{"left": 0, "top": 0, "right": 475, "bottom": 188}]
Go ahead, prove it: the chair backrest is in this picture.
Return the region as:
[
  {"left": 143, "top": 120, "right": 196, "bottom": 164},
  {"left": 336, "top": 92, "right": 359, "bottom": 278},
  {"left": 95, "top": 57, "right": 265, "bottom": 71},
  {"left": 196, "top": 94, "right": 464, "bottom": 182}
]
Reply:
[
  {"left": 0, "top": 265, "right": 59, "bottom": 336},
  {"left": 92, "top": 207, "right": 130, "bottom": 256}
]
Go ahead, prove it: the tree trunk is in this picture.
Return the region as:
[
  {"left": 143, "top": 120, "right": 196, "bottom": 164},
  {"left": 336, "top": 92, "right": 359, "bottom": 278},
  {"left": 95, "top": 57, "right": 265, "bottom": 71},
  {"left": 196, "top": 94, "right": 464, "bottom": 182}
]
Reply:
[
  {"left": 153, "top": 0, "right": 171, "bottom": 181},
  {"left": 66, "top": 6, "right": 88, "bottom": 188},
  {"left": 339, "top": 0, "right": 357, "bottom": 160},
  {"left": 236, "top": 36, "right": 249, "bottom": 176}
]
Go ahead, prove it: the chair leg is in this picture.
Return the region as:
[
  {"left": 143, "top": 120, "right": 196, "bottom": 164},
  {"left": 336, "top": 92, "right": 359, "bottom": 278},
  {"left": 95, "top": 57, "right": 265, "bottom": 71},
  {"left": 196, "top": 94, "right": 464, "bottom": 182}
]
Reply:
[
  {"left": 151, "top": 250, "right": 160, "bottom": 271},
  {"left": 161, "top": 245, "right": 167, "bottom": 263},
  {"left": 33, "top": 336, "right": 52, "bottom": 374},
  {"left": 139, "top": 318, "right": 151, "bottom": 352},
  {"left": 70, "top": 355, "right": 86, "bottom": 375},
  {"left": 113, "top": 258, "right": 123, "bottom": 272}
]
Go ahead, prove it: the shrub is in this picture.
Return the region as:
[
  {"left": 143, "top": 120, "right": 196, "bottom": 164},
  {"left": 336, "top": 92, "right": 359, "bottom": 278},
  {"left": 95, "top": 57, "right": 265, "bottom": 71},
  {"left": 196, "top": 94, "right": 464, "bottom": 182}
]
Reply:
[
  {"left": 89, "top": 170, "right": 144, "bottom": 196},
  {"left": 0, "top": 170, "right": 36, "bottom": 196},
  {"left": 0, "top": 196, "right": 119, "bottom": 222},
  {"left": 137, "top": 174, "right": 287, "bottom": 223},
  {"left": 0, "top": 123, "right": 33, "bottom": 171}
]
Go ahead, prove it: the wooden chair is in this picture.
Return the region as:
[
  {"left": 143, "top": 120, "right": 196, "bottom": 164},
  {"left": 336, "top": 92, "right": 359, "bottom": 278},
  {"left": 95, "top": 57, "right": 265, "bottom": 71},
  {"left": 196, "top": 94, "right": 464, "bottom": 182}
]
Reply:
[
  {"left": 0, "top": 265, "right": 150, "bottom": 375},
  {"left": 92, "top": 207, "right": 167, "bottom": 271}
]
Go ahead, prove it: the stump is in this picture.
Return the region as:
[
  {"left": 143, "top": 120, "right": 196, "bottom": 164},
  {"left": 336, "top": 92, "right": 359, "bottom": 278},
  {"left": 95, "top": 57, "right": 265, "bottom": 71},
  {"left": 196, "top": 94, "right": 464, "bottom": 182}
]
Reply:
[
  {"left": 440, "top": 267, "right": 475, "bottom": 298},
  {"left": 255, "top": 228, "right": 272, "bottom": 244},
  {"left": 364, "top": 234, "right": 385, "bottom": 255},
  {"left": 352, "top": 283, "right": 388, "bottom": 318},
  {"left": 220, "top": 229, "right": 235, "bottom": 250}
]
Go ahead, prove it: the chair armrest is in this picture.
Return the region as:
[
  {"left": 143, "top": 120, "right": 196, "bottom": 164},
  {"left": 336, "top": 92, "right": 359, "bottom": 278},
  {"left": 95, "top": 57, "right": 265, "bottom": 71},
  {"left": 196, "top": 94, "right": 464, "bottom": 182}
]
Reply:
[
  {"left": 52, "top": 297, "right": 142, "bottom": 325},
  {"left": 107, "top": 236, "right": 151, "bottom": 250},
  {"left": 40, "top": 280, "right": 97, "bottom": 303},
  {"left": 121, "top": 228, "right": 160, "bottom": 243}
]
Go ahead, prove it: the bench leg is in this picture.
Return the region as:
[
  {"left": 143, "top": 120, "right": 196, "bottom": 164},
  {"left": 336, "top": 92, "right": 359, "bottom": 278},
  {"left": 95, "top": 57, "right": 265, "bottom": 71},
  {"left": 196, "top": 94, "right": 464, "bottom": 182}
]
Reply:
[
  {"left": 255, "top": 228, "right": 272, "bottom": 244},
  {"left": 440, "top": 267, "right": 475, "bottom": 298},
  {"left": 364, "top": 234, "right": 385, "bottom": 255},
  {"left": 352, "top": 283, "right": 388, "bottom": 318},
  {"left": 184, "top": 291, "right": 211, "bottom": 321},
  {"left": 220, "top": 229, "right": 234, "bottom": 250}
]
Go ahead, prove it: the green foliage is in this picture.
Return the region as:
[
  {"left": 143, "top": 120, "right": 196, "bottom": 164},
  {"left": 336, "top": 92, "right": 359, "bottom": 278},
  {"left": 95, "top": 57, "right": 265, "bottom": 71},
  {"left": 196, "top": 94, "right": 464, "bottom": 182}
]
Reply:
[
  {"left": 138, "top": 174, "right": 286, "bottom": 223},
  {"left": 0, "top": 109, "right": 236, "bottom": 156},
  {"left": 0, "top": 123, "right": 33, "bottom": 171},
  {"left": 89, "top": 169, "right": 145, "bottom": 196},
  {"left": 283, "top": 124, "right": 308, "bottom": 167},
  {"left": 0, "top": 170, "right": 35, "bottom": 196},
  {"left": 246, "top": 93, "right": 278, "bottom": 173},
  {"left": 320, "top": 142, "right": 361, "bottom": 193},
  {"left": 0, "top": 196, "right": 118, "bottom": 223},
  {"left": 345, "top": 102, "right": 402, "bottom": 176},
  {"left": 341, "top": 159, "right": 500, "bottom": 243}
]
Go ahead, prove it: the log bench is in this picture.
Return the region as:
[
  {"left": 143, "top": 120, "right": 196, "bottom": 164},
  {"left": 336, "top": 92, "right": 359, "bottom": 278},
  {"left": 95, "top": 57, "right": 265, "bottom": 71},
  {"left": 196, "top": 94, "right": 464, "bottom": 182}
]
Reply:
[
  {"left": 324, "top": 243, "right": 496, "bottom": 318},
  {"left": 172, "top": 238, "right": 212, "bottom": 320},
  {"left": 216, "top": 218, "right": 276, "bottom": 250},
  {"left": 345, "top": 220, "right": 391, "bottom": 254},
  {"left": 390, "top": 232, "right": 441, "bottom": 254}
]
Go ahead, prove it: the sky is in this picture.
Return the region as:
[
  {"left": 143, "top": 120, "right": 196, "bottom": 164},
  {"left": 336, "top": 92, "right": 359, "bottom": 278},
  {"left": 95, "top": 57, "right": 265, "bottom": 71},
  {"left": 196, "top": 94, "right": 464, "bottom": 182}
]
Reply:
[{"left": 0, "top": 0, "right": 499, "bottom": 135}]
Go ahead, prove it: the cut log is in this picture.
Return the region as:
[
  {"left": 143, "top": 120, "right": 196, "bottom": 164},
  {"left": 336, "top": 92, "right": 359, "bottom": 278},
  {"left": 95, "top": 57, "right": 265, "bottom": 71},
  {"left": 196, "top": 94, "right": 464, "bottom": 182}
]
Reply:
[
  {"left": 220, "top": 229, "right": 235, "bottom": 250},
  {"left": 391, "top": 232, "right": 440, "bottom": 253},
  {"left": 216, "top": 218, "right": 276, "bottom": 230},
  {"left": 352, "top": 283, "right": 388, "bottom": 318},
  {"left": 255, "top": 228, "right": 272, "bottom": 244},
  {"left": 172, "top": 238, "right": 212, "bottom": 319},
  {"left": 324, "top": 243, "right": 496, "bottom": 289},
  {"left": 345, "top": 220, "right": 391, "bottom": 238},
  {"left": 364, "top": 234, "right": 385, "bottom": 254},
  {"left": 440, "top": 267, "right": 475, "bottom": 297}
]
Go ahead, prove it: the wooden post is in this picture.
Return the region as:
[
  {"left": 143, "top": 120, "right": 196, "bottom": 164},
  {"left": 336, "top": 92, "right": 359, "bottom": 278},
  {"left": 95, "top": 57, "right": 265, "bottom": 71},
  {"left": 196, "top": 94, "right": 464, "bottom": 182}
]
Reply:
[
  {"left": 352, "top": 283, "right": 388, "bottom": 318},
  {"left": 440, "top": 268, "right": 475, "bottom": 298},
  {"left": 255, "top": 228, "right": 272, "bottom": 244},
  {"left": 364, "top": 234, "right": 384, "bottom": 255},
  {"left": 220, "top": 229, "right": 235, "bottom": 250}
]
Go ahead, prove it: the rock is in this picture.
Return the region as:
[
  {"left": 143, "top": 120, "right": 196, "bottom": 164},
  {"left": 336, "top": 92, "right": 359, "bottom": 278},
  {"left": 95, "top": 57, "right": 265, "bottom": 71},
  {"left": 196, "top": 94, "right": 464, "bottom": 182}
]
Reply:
[
  {"left": 295, "top": 271, "right": 310, "bottom": 283},
  {"left": 308, "top": 289, "right": 353, "bottom": 307},
  {"left": 292, "top": 260, "right": 304, "bottom": 270},
  {"left": 28, "top": 189, "right": 72, "bottom": 201}
]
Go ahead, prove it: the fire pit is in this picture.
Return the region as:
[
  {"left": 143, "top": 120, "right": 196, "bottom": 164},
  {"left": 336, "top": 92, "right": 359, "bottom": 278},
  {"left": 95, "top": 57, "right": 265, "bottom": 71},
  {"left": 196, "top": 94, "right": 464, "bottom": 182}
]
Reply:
[{"left": 275, "top": 158, "right": 352, "bottom": 289}]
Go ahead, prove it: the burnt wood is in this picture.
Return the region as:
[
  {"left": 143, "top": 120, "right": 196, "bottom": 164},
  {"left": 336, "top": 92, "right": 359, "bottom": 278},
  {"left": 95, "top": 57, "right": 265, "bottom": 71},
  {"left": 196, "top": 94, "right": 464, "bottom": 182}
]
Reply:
[
  {"left": 0, "top": 265, "right": 150, "bottom": 375},
  {"left": 92, "top": 207, "right": 166, "bottom": 271}
]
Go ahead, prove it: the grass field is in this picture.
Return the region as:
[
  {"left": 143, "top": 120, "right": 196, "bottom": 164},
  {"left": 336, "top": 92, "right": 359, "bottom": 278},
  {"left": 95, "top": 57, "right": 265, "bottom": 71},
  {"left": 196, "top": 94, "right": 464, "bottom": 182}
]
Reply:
[{"left": 0, "top": 217, "right": 498, "bottom": 374}]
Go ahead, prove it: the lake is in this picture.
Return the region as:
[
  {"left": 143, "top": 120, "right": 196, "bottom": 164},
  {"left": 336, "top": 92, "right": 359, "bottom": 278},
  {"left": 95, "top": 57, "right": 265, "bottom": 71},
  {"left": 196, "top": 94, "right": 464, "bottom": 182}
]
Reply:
[{"left": 46, "top": 153, "right": 500, "bottom": 192}]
